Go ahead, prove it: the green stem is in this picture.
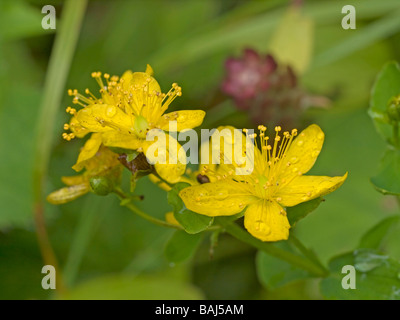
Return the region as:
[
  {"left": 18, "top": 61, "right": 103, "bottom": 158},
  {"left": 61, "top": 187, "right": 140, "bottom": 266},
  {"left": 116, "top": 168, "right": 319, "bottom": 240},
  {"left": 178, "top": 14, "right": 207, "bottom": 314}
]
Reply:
[
  {"left": 113, "top": 188, "right": 183, "bottom": 230},
  {"left": 151, "top": 171, "right": 174, "bottom": 189},
  {"left": 32, "top": 0, "right": 87, "bottom": 292},
  {"left": 216, "top": 218, "right": 329, "bottom": 277},
  {"left": 289, "top": 234, "right": 328, "bottom": 274},
  {"left": 63, "top": 196, "right": 108, "bottom": 287}
]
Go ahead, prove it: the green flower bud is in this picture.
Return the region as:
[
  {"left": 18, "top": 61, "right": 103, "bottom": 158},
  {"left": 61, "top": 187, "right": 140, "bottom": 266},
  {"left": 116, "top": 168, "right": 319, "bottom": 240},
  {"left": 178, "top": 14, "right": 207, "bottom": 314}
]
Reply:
[
  {"left": 89, "top": 176, "right": 114, "bottom": 196},
  {"left": 387, "top": 94, "right": 400, "bottom": 122},
  {"left": 387, "top": 103, "right": 400, "bottom": 122}
]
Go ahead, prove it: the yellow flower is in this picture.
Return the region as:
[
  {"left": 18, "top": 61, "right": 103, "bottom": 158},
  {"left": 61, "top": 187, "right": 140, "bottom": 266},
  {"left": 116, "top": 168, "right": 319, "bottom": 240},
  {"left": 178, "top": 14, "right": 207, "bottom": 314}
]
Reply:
[
  {"left": 47, "top": 134, "right": 121, "bottom": 204},
  {"left": 62, "top": 65, "right": 206, "bottom": 183},
  {"left": 179, "top": 124, "right": 347, "bottom": 242}
]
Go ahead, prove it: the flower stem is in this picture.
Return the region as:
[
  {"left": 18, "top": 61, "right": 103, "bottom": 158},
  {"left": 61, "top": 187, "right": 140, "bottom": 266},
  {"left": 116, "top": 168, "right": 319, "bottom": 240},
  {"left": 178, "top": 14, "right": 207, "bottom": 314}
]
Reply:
[
  {"left": 32, "top": 0, "right": 88, "bottom": 292},
  {"left": 113, "top": 188, "right": 183, "bottom": 230},
  {"left": 216, "top": 218, "right": 329, "bottom": 277},
  {"left": 288, "top": 234, "right": 328, "bottom": 273}
]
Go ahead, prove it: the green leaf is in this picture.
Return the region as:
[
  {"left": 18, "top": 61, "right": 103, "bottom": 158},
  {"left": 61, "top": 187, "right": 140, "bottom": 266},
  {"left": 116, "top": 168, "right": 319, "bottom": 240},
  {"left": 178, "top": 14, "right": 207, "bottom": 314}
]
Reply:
[
  {"left": 359, "top": 216, "right": 400, "bottom": 250},
  {"left": 287, "top": 197, "right": 323, "bottom": 226},
  {"left": 164, "top": 230, "right": 202, "bottom": 264},
  {"left": 59, "top": 274, "right": 203, "bottom": 300},
  {"left": 371, "top": 148, "right": 400, "bottom": 195},
  {"left": 369, "top": 61, "right": 400, "bottom": 143},
  {"left": 167, "top": 183, "right": 213, "bottom": 234},
  {"left": 256, "top": 243, "right": 310, "bottom": 290},
  {"left": 320, "top": 249, "right": 400, "bottom": 300}
]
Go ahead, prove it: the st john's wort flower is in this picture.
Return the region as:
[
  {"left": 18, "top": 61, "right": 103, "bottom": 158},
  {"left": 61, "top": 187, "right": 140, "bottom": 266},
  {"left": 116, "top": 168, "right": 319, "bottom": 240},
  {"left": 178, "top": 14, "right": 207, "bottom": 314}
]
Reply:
[
  {"left": 179, "top": 124, "right": 347, "bottom": 242},
  {"left": 62, "top": 65, "right": 206, "bottom": 183}
]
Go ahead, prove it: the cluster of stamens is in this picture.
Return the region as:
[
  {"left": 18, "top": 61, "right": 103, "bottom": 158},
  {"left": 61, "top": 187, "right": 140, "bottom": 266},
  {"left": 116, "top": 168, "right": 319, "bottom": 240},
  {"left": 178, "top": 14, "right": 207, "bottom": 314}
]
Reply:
[
  {"left": 199, "top": 125, "right": 299, "bottom": 201},
  {"left": 62, "top": 71, "right": 183, "bottom": 141}
]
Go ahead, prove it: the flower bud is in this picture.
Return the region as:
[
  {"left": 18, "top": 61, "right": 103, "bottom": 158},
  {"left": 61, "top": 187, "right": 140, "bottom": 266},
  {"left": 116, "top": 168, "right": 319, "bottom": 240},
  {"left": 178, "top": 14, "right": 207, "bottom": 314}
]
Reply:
[
  {"left": 221, "top": 48, "right": 329, "bottom": 129},
  {"left": 387, "top": 95, "right": 400, "bottom": 122},
  {"left": 89, "top": 176, "right": 114, "bottom": 196}
]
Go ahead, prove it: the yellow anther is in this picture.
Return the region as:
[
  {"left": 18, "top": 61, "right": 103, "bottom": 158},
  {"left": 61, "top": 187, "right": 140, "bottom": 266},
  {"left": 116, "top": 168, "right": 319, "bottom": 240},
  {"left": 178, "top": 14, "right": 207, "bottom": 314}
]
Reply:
[
  {"left": 63, "top": 123, "right": 70, "bottom": 130},
  {"left": 275, "top": 126, "right": 282, "bottom": 132},
  {"left": 65, "top": 107, "right": 76, "bottom": 115},
  {"left": 258, "top": 125, "right": 267, "bottom": 132}
]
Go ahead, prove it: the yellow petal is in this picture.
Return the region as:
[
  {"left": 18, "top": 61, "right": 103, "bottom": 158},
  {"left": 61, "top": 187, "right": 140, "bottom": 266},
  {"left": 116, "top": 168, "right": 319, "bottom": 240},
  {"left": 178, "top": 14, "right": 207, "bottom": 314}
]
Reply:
[
  {"left": 131, "top": 72, "right": 161, "bottom": 94},
  {"left": 209, "top": 125, "right": 259, "bottom": 175},
  {"left": 276, "top": 172, "right": 348, "bottom": 207},
  {"left": 145, "top": 64, "right": 154, "bottom": 76},
  {"left": 72, "top": 133, "right": 103, "bottom": 172},
  {"left": 165, "top": 212, "right": 181, "bottom": 227},
  {"left": 279, "top": 124, "right": 325, "bottom": 181},
  {"left": 144, "top": 134, "right": 186, "bottom": 183},
  {"left": 158, "top": 110, "right": 206, "bottom": 131},
  {"left": 46, "top": 184, "right": 90, "bottom": 205},
  {"left": 83, "top": 146, "right": 120, "bottom": 174},
  {"left": 244, "top": 200, "right": 290, "bottom": 242},
  {"left": 75, "top": 104, "right": 132, "bottom": 133},
  {"left": 179, "top": 181, "right": 256, "bottom": 217},
  {"left": 61, "top": 175, "right": 86, "bottom": 186},
  {"left": 101, "top": 131, "right": 142, "bottom": 150},
  {"left": 121, "top": 70, "right": 133, "bottom": 81},
  {"left": 69, "top": 116, "right": 90, "bottom": 138}
]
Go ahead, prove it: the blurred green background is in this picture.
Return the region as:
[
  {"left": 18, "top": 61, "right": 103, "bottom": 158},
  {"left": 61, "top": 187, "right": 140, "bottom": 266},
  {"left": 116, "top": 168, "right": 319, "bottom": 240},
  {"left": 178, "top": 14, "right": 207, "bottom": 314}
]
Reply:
[{"left": 1, "top": 0, "right": 400, "bottom": 300}]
